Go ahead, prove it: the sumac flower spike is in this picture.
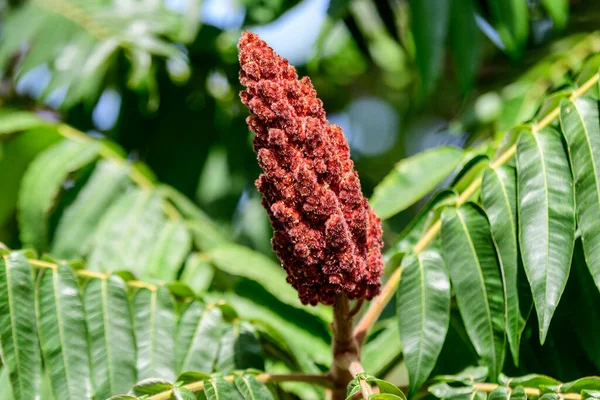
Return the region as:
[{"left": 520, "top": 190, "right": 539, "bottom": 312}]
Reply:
[{"left": 238, "top": 31, "right": 384, "bottom": 306}]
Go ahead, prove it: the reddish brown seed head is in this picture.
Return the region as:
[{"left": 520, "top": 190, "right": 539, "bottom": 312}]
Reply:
[{"left": 238, "top": 31, "right": 384, "bottom": 305}]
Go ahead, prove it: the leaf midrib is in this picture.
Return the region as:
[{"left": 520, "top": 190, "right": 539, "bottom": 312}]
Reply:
[
  {"left": 53, "top": 268, "right": 75, "bottom": 399},
  {"left": 530, "top": 130, "right": 551, "bottom": 324}
]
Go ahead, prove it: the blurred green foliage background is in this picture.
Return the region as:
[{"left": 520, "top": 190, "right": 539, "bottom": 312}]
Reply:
[{"left": 2, "top": 0, "right": 598, "bottom": 253}]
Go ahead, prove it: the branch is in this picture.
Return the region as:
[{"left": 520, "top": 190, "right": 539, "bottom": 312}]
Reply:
[
  {"left": 143, "top": 373, "right": 333, "bottom": 400},
  {"left": 354, "top": 71, "right": 600, "bottom": 345},
  {"left": 472, "top": 383, "right": 582, "bottom": 400},
  {"left": 347, "top": 358, "right": 373, "bottom": 398},
  {"left": 330, "top": 295, "right": 361, "bottom": 400},
  {"left": 28, "top": 258, "right": 159, "bottom": 291}
]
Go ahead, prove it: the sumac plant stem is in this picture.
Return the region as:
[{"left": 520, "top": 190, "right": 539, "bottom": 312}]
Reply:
[{"left": 330, "top": 295, "right": 365, "bottom": 399}]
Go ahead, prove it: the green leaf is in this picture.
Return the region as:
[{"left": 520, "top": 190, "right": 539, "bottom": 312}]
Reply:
[
  {"left": 559, "top": 98, "right": 600, "bottom": 293},
  {"left": 397, "top": 251, "right": 450, "bottom": 396},
  {"left": 234, "top": 374, "right": 274, "bottom": 400},
  {"left": 207, "top": 243, "right": 330, "bottom": 322},
  {"left": 160, "top": 185, "right": 230, "bottom": 250},
  {"left": 541, "top": 0, "right": 568, "bottom": 30},
  {"left": 428, "top": 382, "right": 474, "bottom": 398},
  {"left": 87, "top": 189, "right": 166, "bottom": 276},
  {"left": 386, "top": 189, "right": 458, "bottom": 257},
  {"left": 371, "top": 147, "right": 463, "bottom": 220},
  {"left": 516, "top": 127, "right": 575, "bottom": 343},
  {"left": 327, "top": 0, "right": 351, "bottom": 18},
  {"left": 132, "top": 378, "right": 173, "bottom": 395},
  {"left": 409, "top": 0, "right": 450, "bottom": 94},
  {"left": 0, "top": 127, "right": 62, "bottom": 228},
  {"left": 84, "top": 276, "right": 137, "bottom": 399},
  {"left": 448, "top": 0, "right": 482, "bottom": 93},
  {"left": 362, "top": 321, "right": 402, "bottom": 377},
  {"left": 176, "top": 302, "right": 224, "bottom": 374},
  {"left": 216, "top": 321, "right": 264, "bottom": 373},
  {"left": 511, "top": 386, "right": 527, "bottom": 400},
  {"left": 18, "top": 139, "right": 100, "bottom": 250},
  {"left": 488, "top": 0, "right": 529, "bottom": 59},
  {"left": 499, "top": 373, "right": 560, "bottom": 388},
  {"left": 204, "top": 377, "right": 244, "bottom": 400},
  {"left": 0, "top": 111, "right": 49, "bottom": 134},
  {"left": 481, "top": 166, "right": 524, "bottom": 364},
  {"left": 36, "top": 264, "right": 93, "bottom": 399},
  {"left": 173, "top": 387, "right": 196, "bottom": 400},
  {"left": 144, "top": 220, "right": 191, "bottom": 281},
  {"left": 561, "top": 377, "right": 600, "bottom": 393},
  {"left": 489, "top": 386, "right": 511, "bottom": 400},
  {"left": 435, "top": 366, "right": 489, "bottom": 384},
  {"left": 441, "top": 204, "right": 506, "bottom": 380},
  {"left": 52, "top": 160, "right": 130, "bottom": 258},
  {"left": 0, "top": 253, "right": 41, "bottom": 400},
  {"left": 180, "top": 253, "right": 214, "bottom": 294},
  {"left": 133, "top": 287, "right": 177, "bottom": 382}
]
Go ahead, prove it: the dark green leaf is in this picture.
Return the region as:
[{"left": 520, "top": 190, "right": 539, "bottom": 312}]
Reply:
[
  {"left": 133, "top": 287, "right": 177, "bottom": 381},
  {"left": 371, "top": 147, "right": 463, "bottom": 220},
  {"left": 397, "top": 251, "right": 450, "bottom": 396},
  {"left": 216, "top": 321, "right": 264, "bottom": 373},
  {"left": 18, "top": 139, "right": 100, "bottom": 250},
  {"left": 0, "top": 252, "right": 41, "bottom": 400},
  {"left": 84, "top": 276, "right": 137, "bottom": 399},
  {"left": 410, "top": 0, "right": 450, "bottom": 94},
  {"left": 36, "top": 264, "right": 93, "bottom": 399},
  {"left": 441, "top": 204, "right": 506, "bottom": 380},
  {"left": 448, "top": 0, "right": 482, "bottom": 93},
  {"left": 488, "top": 0, "right": 529, "bottom": 58},
  {"left": 516, "top": 127, "right": 575, "bottom": 343},
  {"left": 481, "top": 166, "right": 524, "bottom": 364}
]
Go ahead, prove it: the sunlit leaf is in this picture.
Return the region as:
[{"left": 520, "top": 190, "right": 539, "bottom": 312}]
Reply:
[
  {"left": 0, "top": 253, "right": 41, "bottom": 400},
  {"left": 36, "top": 264, "right": 93, "bottom": 399},
  {"left": 133, "top": 287, "right": 176, "bottom": 382},
  {"left": 371, "top": 147, "right": 463, "bottom": 220},
  {"left": 84, "top": 276, "right": 137, "bottom": 399}
]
